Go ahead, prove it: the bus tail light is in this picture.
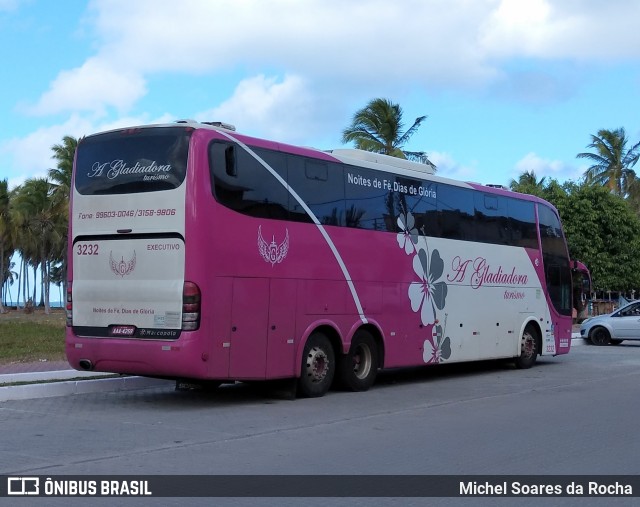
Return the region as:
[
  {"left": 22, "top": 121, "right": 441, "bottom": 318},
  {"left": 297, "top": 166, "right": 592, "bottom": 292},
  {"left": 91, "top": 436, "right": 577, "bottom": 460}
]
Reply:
[
  {"left": 66, "top": 283, "right": 73, "bottom": 326},
  {"left": 182, "top": 282, "right": 201, "bottom": 331}
]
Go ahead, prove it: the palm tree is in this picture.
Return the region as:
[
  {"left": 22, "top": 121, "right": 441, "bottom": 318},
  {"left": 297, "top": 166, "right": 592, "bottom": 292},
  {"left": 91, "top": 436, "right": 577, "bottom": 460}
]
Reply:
[
  {"left": 49, "top": 135, "right": 77, "bottom": 204},
  {"left": 9, "top": 184, "right": 30, "bottom": 308},
  {"left": 49, "top": 135, "right": 77, "bottom": 295},
  {"left": 1, "top": 261, "right": 17, "bottom": 307},
  {"left": 0, "top": 179, "right": 13, "bottom": 313},
  {"left": 341, "top": 98, "right": 435, "bottom": 168},
  {"left": 577, "top": 128, "right": 640, "bottom": 197},
  {"left": 11, "top": 178, "right": 61, "bottom": 314},
  {"left": 509, "top": 170, "right": 547, "bottom": 196}
]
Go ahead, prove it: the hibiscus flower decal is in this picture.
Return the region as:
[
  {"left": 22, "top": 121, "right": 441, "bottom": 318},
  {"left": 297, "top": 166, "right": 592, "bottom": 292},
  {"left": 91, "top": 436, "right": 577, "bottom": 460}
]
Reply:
[
  {"left": 424, "top": 322, "right": 452, "bottom": 363},
  {"left": 396, "top": 210, "right": 452, "bottom": 364},
  {"left": 397, "top": 211, "right": 419, "bottom": 255},
  {"left": 408, "top": 247, "right": 448, "bottom": 326}
]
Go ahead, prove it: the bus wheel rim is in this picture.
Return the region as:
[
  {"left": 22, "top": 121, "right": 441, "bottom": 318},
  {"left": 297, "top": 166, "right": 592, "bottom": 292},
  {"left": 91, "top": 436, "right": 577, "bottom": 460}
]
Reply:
[
  {"left": 306, "top": 347, "right": 329, "bottom": 383},
  {"left": 352, "top": 343, "right": 372, "bottom": 379},
  {"left": 521, "top": 332, "right": 535, "bottom": 358}
]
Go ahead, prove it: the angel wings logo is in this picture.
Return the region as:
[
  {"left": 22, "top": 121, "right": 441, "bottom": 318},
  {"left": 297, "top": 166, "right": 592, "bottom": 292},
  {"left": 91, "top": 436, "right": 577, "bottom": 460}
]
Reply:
[
  {"left": 109, "top": 250, "right": 137, "bottom": 277},
  {"left": 258, "top": 226, "right": 289, "bottom": 266}
]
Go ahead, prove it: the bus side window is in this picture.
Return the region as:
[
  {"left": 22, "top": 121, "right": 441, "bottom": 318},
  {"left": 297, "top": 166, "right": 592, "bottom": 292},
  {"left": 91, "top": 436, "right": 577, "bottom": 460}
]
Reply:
[
  {"left": 474, "top": 193, "right": 510, "bottom": 245},
  {"left": 286, "top": 156, "right": 345, "bottom": 225},
  {"left": 508, "top": 199, "right": 538, "bottom": 249},
  {"left": 209, "top": 141, "right": 289, "bottom": 220},
  {"left": 344, "top": 166, "right": 391, "bottom": 231},
  {"left": 415, "top": 183, "right": 438, "bottom": 238},
  {"left": 437, "top": 185, "right": 474, "bottom": 241}
]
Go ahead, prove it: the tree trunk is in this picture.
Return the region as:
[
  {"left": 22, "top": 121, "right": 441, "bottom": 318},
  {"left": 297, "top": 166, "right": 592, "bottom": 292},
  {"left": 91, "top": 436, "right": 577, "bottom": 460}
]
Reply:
[
  {"left": 43, "top": 258, "right": 50, "bottom": 315},
  {"left": 16, "top": 257, "right": 22, "bottom": 307},
  {"left": 22, "top": 259, "right": 28, "bottom": 307},
  {"left": 0, "top": 247, "right": 5, "bottom": 314},
  {"left": 32, "top": 264, "right": 38, "bottom": 305}
]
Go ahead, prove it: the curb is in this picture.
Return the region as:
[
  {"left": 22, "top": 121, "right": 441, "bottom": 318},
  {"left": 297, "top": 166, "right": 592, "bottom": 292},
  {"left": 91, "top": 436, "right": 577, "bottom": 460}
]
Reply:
[
  {"left": 0, "top": 375, "right": 172, "bottom": 402},
  {"left": 571, "top": 333, "right": 587, "bottom": 346},
  {"left": 0, "top": 369, "right": 113, "bottom": 385}
]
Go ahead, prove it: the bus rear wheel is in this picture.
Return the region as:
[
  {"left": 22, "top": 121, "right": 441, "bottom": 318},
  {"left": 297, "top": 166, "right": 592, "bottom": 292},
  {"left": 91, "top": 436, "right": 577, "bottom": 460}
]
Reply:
[
  {"left": 338, "top": 330, "right": 379, "bottom": 392},
  {"left": 298, "top": 332, "right": 335, "bottom": 398},
  {"left": 515, "top": 325, "right": 538, "bottom": 369}
]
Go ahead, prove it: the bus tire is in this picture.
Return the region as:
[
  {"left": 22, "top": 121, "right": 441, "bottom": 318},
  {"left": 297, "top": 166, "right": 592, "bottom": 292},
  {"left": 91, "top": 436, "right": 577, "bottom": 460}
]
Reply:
[
  {"left": 338, "top": 330, "right": 379, "bottom": 392},
  {"left": 515, "top": 325, "right": 538, "bottom": 369},
  {"left": 298, "top": 332, "right": 335, "bottom": 398}
]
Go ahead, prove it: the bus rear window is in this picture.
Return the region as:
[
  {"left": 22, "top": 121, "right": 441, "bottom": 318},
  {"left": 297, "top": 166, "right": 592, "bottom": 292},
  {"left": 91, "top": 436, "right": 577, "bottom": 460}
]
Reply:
[{"left": 74, "top": 127, "right": 191, "bottom": 195}]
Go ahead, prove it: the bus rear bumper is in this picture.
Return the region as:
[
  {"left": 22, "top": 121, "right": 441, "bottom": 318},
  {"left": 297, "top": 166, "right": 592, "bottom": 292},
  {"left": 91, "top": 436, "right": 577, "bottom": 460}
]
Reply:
[{"left": 65, "top": 330, "right": 212, "bottom": 380}]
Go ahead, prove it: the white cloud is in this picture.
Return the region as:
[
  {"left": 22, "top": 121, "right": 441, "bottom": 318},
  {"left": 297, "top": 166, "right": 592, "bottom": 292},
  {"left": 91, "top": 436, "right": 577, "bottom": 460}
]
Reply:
[
  {"left": 29, "top": 0, "right": 640, "bottom": 118},
  {"left": 12, "top": 2, "right": 477, "bottom": 117},
  {"left": 0, "top": 0, "right": 19, "bottom": 12},
  {"left": 87, "top": 0, "right": 499, "bottom": 87},
  {"left": 429, "top": 150, "right": 586, "bottom": 186},
  {"left": 27, "top": 57, "right": 146, "bottom": 116},
  {"left": 197, "top": 74, "right": 328, "bottom": 144},
  {"left": 90, "top": 113, "right": 177, "bottom": 134},
  {"left": 428, "top": 151, "right": 480, "bottom": 182},
  {"left": 88, "top": 0, "right": 640, "bottom": 78},
  {"left": 1, "top": 116, "right": 92, "bottom": 187},
  {"left": 1, "top": 113, "right": 177, "bottom": 189},
  {"left": 513, "top": 152, "right": 583, "bottom": 182},
  {"left": 481, "top": 0, "right": 640, "bottom": 61},
  {"left": 11, "top": 0, "right": 640, "bottom": 188}
]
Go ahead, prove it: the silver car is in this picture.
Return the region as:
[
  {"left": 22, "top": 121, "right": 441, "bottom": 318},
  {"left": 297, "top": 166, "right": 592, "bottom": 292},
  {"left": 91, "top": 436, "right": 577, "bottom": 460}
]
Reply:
[{"left": 580, "top": 301, "right": 640, "bottom": 345}]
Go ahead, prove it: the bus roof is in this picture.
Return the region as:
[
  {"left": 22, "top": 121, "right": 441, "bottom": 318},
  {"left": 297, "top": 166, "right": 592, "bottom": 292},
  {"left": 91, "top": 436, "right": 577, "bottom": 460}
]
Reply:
[
  {"left": 82, "top": 119, "right": 558, "bottom": 212},
  {"left": 327, "top": 149, "right": 436, "bottom": 175}
]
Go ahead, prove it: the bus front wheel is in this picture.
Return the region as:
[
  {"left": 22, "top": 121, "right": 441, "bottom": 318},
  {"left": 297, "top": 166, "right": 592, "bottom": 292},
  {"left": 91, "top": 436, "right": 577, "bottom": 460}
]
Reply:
[
  {"left": 515, "top": 326, "right": 538, "bottom": 369},
  {"left": 298, "top": 332, "right": 335, "bottom": 398},
  {"left": 338, "top": 330, "right": 379, "bottom": 392}
]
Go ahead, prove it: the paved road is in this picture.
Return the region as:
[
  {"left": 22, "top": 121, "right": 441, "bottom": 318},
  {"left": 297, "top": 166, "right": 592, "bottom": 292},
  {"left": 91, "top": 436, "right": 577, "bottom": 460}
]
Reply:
[{"left": 2, "top": 343, "right": 639, "bottom": 506}]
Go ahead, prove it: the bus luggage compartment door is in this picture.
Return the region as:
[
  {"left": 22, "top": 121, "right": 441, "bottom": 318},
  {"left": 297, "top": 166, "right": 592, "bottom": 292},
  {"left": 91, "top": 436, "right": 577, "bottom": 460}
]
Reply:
[
  {"left": 227, "top": 278, "right": 297, "bottom": 380},
  {"left": 229, "top": 278, "right": 269, "bottom": 379}
]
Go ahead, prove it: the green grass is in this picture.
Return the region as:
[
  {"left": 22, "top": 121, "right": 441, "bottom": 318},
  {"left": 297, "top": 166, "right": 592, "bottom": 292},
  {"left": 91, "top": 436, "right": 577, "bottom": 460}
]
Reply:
[{"left": 0, "top": 309, "right": 66, "bottom": 363}]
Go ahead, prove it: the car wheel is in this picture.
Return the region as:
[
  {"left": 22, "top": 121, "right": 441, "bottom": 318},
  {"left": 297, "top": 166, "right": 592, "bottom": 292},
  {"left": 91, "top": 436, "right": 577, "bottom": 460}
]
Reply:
[{"left": 589, "top": 327, "right": 611, "bottom": 346}]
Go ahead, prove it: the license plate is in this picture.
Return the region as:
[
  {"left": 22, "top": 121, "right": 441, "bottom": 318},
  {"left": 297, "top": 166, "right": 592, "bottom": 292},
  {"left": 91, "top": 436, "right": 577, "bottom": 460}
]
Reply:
[{"left": 109, "top": 325, "right": 137, "bottom": 337}]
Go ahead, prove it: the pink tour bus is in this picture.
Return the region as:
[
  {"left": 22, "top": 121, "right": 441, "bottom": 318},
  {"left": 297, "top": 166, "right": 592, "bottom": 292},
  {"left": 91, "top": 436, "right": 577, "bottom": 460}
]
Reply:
[{"left": 65, "top": 120, "right": 590, "bottom": 397}]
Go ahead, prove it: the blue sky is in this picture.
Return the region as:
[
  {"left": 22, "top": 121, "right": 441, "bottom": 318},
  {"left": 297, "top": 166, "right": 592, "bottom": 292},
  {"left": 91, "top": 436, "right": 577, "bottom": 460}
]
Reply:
[{"left": 1, "top": 0, "right": 640, "bottom": 190}]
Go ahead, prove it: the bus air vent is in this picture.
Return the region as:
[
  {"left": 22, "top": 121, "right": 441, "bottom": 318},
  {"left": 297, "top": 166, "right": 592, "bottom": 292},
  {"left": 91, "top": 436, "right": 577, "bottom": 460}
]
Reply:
[{"left": 203, "top": 121, "right": 236, "bottom": 131}]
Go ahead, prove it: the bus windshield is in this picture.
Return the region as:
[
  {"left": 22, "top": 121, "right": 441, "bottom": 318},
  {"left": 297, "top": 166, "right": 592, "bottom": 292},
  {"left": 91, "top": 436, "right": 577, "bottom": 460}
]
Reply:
[{"left": 74, "top": 127, "right": 191, "bottom": 195}]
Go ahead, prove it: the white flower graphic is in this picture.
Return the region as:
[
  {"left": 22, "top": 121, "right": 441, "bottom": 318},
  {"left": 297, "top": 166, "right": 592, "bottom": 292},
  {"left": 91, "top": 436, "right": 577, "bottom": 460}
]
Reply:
[
  {"left": 397, "top": 212, "right": 418, "bottom": 255},
  {"left": 423, "top": 323, "right": 452, "bottom": 363},
  {"left": 408, "top": 248, "right": 448, "bottom": 326}
]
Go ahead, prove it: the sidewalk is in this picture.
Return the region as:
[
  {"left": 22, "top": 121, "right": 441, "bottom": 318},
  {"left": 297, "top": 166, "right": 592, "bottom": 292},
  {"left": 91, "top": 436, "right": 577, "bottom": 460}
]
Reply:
[
  {"left": 0, "top": 359, "right": 114, "bottom": 384},
  {"left": 0, "top": 359, "right": 171, "bottom": 401},
  {"left": 0, "top": 359, "right": 72, "bottom": 375}
]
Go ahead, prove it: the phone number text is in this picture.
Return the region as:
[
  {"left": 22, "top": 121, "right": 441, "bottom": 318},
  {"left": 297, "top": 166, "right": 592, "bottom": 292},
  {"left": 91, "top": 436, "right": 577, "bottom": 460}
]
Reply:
[{"left": 77, "top": 208, "right": 177, "bottom": 220}]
